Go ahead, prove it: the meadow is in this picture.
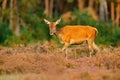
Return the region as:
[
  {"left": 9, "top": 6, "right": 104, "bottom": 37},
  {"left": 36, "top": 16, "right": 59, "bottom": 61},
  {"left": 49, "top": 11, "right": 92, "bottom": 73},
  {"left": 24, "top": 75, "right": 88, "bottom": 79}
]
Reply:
[{"left": 0, "top": 42, "right": 120, "bottom": 80}]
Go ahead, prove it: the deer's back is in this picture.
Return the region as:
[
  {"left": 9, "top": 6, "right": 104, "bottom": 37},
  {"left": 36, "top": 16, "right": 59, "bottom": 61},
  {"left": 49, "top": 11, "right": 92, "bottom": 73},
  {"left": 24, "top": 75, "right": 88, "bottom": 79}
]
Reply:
[{"left": 59, "top": 25, "right": 98, "bottom": 44}]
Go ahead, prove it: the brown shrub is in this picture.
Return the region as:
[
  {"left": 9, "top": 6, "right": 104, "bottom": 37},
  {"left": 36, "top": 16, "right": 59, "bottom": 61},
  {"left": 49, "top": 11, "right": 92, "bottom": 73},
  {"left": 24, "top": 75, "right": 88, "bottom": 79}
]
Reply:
[
  {"left": 0, "top": 52, "right": 66, "bottom": 74},
  {"left": 0, "top": 45, "right": 120, "bottom": 80},
  {"left": 93, "top": 50, "right": 120, "bottom": 69}
]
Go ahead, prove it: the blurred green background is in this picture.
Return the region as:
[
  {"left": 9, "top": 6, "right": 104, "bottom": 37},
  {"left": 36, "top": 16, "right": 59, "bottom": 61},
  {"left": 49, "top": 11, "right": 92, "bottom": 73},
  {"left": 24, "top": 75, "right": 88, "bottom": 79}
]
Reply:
[{"left": 0, "top": 0, "right": 120, "bottom": 47}]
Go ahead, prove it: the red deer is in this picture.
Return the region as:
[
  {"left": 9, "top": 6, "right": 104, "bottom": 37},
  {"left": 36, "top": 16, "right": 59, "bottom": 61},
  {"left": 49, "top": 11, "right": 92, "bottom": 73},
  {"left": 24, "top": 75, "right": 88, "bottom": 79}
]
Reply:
[{"left": 44, "top": 18, "right": 99, "bottom": 58}]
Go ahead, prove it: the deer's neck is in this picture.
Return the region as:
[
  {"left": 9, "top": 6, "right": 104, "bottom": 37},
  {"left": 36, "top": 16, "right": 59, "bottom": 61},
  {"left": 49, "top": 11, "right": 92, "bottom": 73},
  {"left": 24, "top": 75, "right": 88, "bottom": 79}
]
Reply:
[{"left": 54, "top": 28, "right": 61, "bottom": 38}]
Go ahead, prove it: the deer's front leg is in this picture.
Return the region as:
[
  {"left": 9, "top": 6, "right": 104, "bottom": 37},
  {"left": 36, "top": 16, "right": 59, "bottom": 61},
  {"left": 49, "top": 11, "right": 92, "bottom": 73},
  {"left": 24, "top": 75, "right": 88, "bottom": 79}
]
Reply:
[{"left": 62, "top": 43, "right": 69, "bottom": 59}]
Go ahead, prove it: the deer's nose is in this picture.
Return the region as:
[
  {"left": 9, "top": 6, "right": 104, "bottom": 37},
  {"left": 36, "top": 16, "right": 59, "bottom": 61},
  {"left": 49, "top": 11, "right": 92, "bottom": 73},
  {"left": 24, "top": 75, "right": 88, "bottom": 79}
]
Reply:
[{"left": 50, "top": 32, "right": 54, "bottom": 35}]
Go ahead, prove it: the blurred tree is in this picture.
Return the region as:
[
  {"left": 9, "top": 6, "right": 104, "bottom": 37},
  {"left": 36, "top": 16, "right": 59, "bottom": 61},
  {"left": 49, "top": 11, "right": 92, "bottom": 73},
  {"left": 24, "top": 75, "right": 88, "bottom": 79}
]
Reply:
[
  {"left": 44, "top": 0, "right": 53, "bottom": 17},
  {"left": 88, "top": 0, "right": 98, "bottom": 20},
  {"left": 111, "top": 2, "right": 115, "bottom": 21},
  {"left": 78, "top": 0, "right": 98, "bottom": 20},
  {"left": 57, "top": 0, "right": 76, "bottom": 14},
  {"left": 88, "top": 0, "right": 94, "bottom": 8},
  {"left": 115, "top": 0, "right": 120, "bottom": 26},
  {"left": 9, "top": 0, "right": 20, "bottom": 36},
  {"left": 44, "top": 0, "right": 49, "bottom": 17},
  {"left": 0, "top": 0, "right": 7, "bottom": 22},
  {"left": 99, "top": 0, "right": 108, "bottom": 21},
  {"left": 78, "top": 0, "right": 85, "bottom": 10}
]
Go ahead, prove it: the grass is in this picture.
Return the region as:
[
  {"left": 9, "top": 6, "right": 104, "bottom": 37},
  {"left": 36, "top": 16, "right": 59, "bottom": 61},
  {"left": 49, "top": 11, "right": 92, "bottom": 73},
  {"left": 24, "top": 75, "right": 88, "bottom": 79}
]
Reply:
[
  {"left": 0, "top": 74, "right": 22, "bottom": 80},
  {"left": 0, "top": 42, "right": 120, "bottom": 80}
]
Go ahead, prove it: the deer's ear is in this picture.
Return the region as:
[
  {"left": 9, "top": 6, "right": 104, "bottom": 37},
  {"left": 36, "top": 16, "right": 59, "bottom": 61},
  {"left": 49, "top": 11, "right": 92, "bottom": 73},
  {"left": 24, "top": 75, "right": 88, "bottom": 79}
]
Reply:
[
  {"left": 55, "top": 18, "right": 61, "bottom": 25},
  {"left": 44, "top": 19, "right": 50, "bottom": 24}
]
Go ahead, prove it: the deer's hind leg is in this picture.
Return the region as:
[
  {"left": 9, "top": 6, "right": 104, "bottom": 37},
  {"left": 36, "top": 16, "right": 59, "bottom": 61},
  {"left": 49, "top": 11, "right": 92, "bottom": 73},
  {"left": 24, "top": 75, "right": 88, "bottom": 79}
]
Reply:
[
  {"left": 93, "top": 42, "right": 100, "bottom": 53},
  {"left": 87, "top": 39, "right": 94, "bottom": 57}
]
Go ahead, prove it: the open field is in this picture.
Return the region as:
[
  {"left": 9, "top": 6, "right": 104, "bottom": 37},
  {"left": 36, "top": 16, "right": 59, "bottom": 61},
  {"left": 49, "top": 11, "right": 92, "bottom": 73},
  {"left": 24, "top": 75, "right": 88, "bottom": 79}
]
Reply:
[{"left": 0, "top": 43, "right": 120, "bottom": 80}]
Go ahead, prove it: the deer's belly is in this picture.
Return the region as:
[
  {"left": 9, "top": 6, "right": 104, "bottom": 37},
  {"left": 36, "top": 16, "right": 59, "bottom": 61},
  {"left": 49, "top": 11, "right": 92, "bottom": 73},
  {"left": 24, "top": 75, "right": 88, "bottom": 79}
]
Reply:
[{"left": 70, "top": 39, "right": 86, "bottom": 44}]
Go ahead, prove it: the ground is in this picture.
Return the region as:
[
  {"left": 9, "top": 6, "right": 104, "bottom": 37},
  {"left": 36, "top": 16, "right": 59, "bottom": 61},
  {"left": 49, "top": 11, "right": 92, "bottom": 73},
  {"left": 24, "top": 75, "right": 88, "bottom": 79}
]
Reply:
[{"left": 0, "top": 43, "right": 120, "bottom": 80}]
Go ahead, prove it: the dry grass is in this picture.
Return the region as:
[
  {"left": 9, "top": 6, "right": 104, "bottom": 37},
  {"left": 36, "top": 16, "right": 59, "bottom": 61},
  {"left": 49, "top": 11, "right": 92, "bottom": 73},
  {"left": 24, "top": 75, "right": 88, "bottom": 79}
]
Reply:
[{"left": 0, "top": 43, "right": 120, "bottom": 80}]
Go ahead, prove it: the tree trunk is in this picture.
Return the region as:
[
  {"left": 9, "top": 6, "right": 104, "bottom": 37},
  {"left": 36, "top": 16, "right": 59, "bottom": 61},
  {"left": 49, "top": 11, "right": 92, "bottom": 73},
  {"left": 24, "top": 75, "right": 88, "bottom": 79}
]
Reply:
[
  {"left": 44, "top": 0, "right": 49, "bottom": 17},
  {"left": 78, "top": 0, "right": 85, "bottom": 10},
  {"left": 111, "top": 2, "right": 115, "bottom": 21},
  {"left": 10, "top": 0, "right": 20, "bottom": 36},
  {"left": 14, "top": 0, "right": 20, "bottom": 36},
  {"left": 0, "top": 0, "right": 7, "bottom": 21},
  {"left": 10, "top": 0, "right": 14, "bottom": 30},
  {"left": 115, "top": 3, "right": 120, "bottom": 26},
  {"left": 50, "top": 0, "right": 53, "bottom": 17},
  {"left": 99, "top": 0, "right": 108, "bottom": 21},
  {"left": 88, "top": 0, "right": 94, "bottom": 8},
  {"left": 44, "top": 0, "right": 53, "bottom": 18}
]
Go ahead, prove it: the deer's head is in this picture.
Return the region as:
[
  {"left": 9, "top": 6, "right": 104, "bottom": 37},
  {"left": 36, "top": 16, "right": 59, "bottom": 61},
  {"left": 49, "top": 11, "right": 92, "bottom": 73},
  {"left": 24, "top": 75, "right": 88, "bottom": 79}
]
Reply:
[{"left": 44, "top": 18, "right": 61, "bottom": 35}]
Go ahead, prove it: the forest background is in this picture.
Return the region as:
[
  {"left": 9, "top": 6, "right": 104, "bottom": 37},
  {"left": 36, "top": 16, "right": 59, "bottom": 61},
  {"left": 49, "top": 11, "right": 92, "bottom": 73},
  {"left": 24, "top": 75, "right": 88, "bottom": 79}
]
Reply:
[{"left": 0, "top": 0, "right": 120, "bottom": 47}]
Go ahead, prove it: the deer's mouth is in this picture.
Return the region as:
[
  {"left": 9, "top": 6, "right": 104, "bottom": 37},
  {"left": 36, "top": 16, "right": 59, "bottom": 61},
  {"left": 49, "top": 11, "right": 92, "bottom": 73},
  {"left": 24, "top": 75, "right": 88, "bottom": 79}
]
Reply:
[{"left": 50, "top": 32, "right": 54, "bottom": 35}]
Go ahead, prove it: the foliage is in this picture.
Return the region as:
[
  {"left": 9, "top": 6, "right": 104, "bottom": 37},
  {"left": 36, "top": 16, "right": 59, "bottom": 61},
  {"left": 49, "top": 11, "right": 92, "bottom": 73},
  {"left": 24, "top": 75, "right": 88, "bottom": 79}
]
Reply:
[
  {"left": 0, "top": 23, "right": 13, "bottom": 45},
  {"left": 96, "top": 21, "right": 120, "bottom": 46},
  {"left": 1, "top": 4, "right": 51, "bottom": 46}
]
